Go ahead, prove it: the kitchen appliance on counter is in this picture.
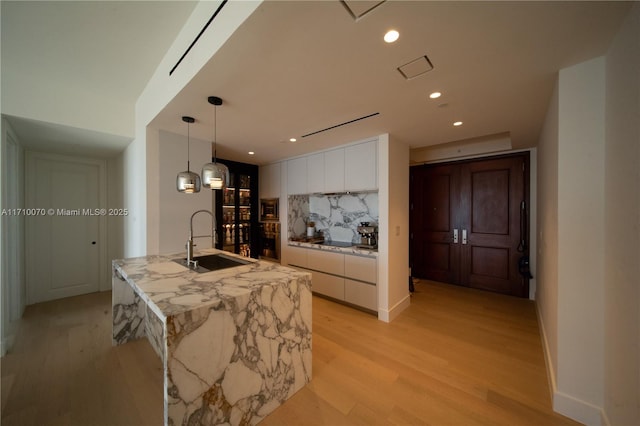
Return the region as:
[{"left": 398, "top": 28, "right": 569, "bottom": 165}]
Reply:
[
  {"left": 260, "top": 198, "right": 279, "bottom": 222},
  {"left": 357, "top": 222, "right": 378, "bottom": 249},
  {"left": 259, "top": 221, "right": 280, "bottom": 262}
]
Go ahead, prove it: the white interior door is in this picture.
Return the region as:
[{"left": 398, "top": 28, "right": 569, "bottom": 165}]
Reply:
[{"left": 26, "top": 152, "right": 106, "bottom": 304}]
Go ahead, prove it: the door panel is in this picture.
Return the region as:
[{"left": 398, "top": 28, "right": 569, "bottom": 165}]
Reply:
[
  {"left": 470, "top": 246, "right": 509, "bottom": 279},
  {"left": 410, "top": 153, "right": 529, "bottom": 298},
  {"left": 26, "top": 153, "right": 105, "bottom": 304},
  {"left": 460, "top": 156, "right": 526, "bottom": 296},
  {"left": 470, "top": 169, "right": 510, "bottom": 235},
  {"left": 410, "top": 164, "right": 460, "bottom": 284}
]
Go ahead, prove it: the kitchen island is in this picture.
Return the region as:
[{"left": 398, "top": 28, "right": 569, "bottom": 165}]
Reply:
[{"left": 112, "top": 249, "right": 312, "bottom": 425}]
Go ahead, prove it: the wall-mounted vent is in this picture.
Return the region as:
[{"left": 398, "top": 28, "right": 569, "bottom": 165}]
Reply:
[
  {"left": 398, "top": 55, "right": 434, "bottom": 80},
  {"left": 170, "top": 0, "right": 228, "bottom": 76},
  {"left": 340, "top": 0, "right": 386, "bottom": 21},
  {"left": 301, "top": 112, "right": 380, "bottom": 138}
]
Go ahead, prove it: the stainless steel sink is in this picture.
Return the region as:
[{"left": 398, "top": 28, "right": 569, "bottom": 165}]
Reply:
[{"left": 173, "top": 253, "right": 251, "bottom": 273}]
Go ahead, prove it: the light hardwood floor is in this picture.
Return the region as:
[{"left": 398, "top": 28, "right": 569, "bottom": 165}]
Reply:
[{"left": 1, "top": 280, "right": 580, "bottom": 425}]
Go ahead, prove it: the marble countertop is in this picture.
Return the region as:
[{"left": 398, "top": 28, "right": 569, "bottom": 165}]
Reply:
[
  {"left": 287, "top": 240, "right": 378, "bottom": 257},
  {"left": 113, "top": 248, "right": 312, "bottom": 318}
]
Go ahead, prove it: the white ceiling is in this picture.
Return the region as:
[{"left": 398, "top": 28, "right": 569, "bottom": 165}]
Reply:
[
  {"left": 2, "top": 1, "right": 633, "bottom": 163},
  {"left": 1, "top": 0, "right": 198, "bottom": 156}
]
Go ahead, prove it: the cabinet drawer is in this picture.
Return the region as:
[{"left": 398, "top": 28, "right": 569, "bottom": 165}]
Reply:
[
  {"left": 286, "top": 246, "right": 308, "bottom": 268},
  {"left": 344, "top": 255, "right": 377, "bottom": 283},
  {"left": 307, "top": 249, "right": 344, "bottom": 276},
  {"left": 312, "top": 271, "right": 344, "bottom": 300},
  {"left": 345, "top": 279, "right": 377, "bottom": 311}
]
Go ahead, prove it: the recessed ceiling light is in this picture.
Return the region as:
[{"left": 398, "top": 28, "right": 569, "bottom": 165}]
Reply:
[
  {"left": 384, "top": 30, "right": 399, "bottom": 43},
  {"left": 453, "top": 121, "right": 463, "bottom": 126},
  {"left": 248, "top": 151, "right": 255, "bottom": 155},
  {"left": 429, "top": 92, "right": 442, "bottom": 99},
  {"left": 289, "top": 138, "right": 297, "bottom": 142}
]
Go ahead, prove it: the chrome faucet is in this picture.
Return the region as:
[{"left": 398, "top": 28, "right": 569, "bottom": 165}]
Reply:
[{"left": 186, "top": 209, "right": 216, "bottom": 268}]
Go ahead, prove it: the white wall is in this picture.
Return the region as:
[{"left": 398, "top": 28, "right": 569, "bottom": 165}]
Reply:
[
  {"left": 106, "top": 154, "right": 124, "bottom": 270},
  {"left": 603, "top": 4, "right": 640, "bottom": 424},
  {"left": 123, "top": 124, "right": 148, "bottom": 258},
  {"left": 123, "top": 1, "right": 262, "bottom": 257},
  {"left": 536, "top": 79, "right": 560, "bottom": 389},
  {"left": 0, "top": 118, "right": 26, "bottom": 356},
  {"left": 556, "top": 56, "right": 606, "bottom": 424},
  {"left": 537, "top": 21, "right": 640, "bottom": 422},
  {"left": 157, "top": 130, "right": 216, "bottom": 255},
  {"left": 377, "top": 134, "right": 410, "bottom": 322}
]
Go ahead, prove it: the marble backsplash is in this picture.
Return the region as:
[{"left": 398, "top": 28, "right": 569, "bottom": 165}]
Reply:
[{"left": 288, "top": 192, "right": 378, "bottom": 243}]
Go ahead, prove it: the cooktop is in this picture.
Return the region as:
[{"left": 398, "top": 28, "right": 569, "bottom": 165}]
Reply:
[{"left": 321, "top": 241, "right": 354, "bottom": 248}]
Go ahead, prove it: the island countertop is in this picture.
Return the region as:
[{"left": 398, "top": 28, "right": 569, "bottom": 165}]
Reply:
[
  {"left": 112, "top": 248, "right": 312, "bottom": 425},
  {"left": 113, "top": 248, "right": 311, "bottom": 317}
]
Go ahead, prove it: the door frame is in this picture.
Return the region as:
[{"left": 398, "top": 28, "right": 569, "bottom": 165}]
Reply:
[
  {"left": 410, "top": 150, "right": 534, "bottom": 298},
  {"left": 25, "top": 151, "right": 108, "bottom": 304}
]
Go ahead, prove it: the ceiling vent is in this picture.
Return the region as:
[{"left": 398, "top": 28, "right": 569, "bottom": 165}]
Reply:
[
  {"left": 301, "top": 112, "right": 380, "bottom": 138},
  {"left": 398, "top": 55, "right": 434, "bottom": 80},
  {"left": 340, "top": 0, "right": 386, "bottom": 21},
  {"left": 170, "top": 0, "right": 228, "bottom": 75}
]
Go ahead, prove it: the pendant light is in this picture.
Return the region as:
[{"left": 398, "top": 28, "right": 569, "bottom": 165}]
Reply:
[
  {"left": 201, "top": 96, "right": 229, "bottom": 190},
  {"left": 176, "top": 116, "right": 201, "bottom": 193}
]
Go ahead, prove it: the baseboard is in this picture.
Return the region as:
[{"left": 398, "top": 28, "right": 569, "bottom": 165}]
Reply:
[
  {"left": 535, "top": 304, "right": 557, "bottom": 402},
  {"left": 536, "top": 303, "right": 607, "bottom": 426},
  {"left": 553, "top": 390, "right": 606, "bottom": 426},
  {"left": 378, "top": 293, "right": 410, "bottom": 323},
  {"left": 1, "top": 334, "right": 14, "bottom": 357}
]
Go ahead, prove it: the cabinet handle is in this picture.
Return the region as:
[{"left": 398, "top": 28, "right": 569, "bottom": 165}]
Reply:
[
  {"left": 462, "top": 229, "right": 468, "bottom": 245},
  {"left": 453, "top": 229, "right": 459, "bottom": 243}
]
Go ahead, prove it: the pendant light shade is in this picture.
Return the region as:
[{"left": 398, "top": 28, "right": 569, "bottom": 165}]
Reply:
[
  {"left": 202, "top": 96, "right": 229, "bottom": 190},
  {"left": 177, "top": 116, "right": 201, "bottom": 193},
  {"left": 177, "top": 170, "right": 201, "bottom": 193},
  {"left": 202, "top": 162, "right": 229, "bottom": 189}
]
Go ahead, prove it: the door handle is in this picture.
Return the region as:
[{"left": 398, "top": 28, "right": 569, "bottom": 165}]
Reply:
[
  {"left": 453, "top": 229, "right": 459, "bottom": 243},
  {"left": 462, "top": 229, "right": 468, "bottom": 245}
]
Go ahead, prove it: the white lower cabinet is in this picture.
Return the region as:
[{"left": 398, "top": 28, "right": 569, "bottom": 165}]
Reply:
[
  {"left": 287, "top": 245, "right": 377, "bottom": 312},
  {"left": 345, "top": 255, "right": 377, "bottom": 283},
  {"left": 311, "top": 271, "right": 345, "bottom": 300},
  {"left": 307, "top": 249, "right": 344, "bottom": 276},
  {"left": 286, "top": 246, "right": 308, "bottom": 268},
  {"left": 345, "top": 279, "right": 377, "bottom": 311}
]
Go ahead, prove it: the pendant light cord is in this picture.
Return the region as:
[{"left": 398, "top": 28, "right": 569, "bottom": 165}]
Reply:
[
  {"left": 213, "top": 103, "right": 218, "bottom": 164},
  {"left": 187, "top": 120, "right": 191, "bottom": 172}
]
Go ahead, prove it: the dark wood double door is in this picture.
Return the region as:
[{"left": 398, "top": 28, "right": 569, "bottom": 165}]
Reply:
[{"left": 410, "top": 153, "right": 530, "bottom": 297}]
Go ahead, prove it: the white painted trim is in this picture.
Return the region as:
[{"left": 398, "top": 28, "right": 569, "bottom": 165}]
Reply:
[
  {"left": 536, "top": 302, "right": 557, "bottom": 403},
  {"left": 377, "top": 293, "right": 410, "bottom": 323},
  {"left": 553, "top": 390, "right": 606, "bottom": 426},
  {"left": 1, "top": 118, "right": 26, "bottom": 357},
  {"left": 412, "top": 147, "right": 534, "bottom": 166}
]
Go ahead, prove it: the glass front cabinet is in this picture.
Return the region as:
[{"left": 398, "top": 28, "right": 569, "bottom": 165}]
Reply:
[{"left": 214, "top": 159, "right": 259, "bottom": 258}]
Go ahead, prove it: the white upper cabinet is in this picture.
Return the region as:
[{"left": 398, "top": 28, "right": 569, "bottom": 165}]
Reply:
[
  {"left": 285, "top": 138, "right": 377, "bottom": 195},
  {"left": 287, "top": 157, "right": 308, "bottom": 195},
  {"left": 306, "top": 153, "right": 324, "bottom": 194},
  {"left": 345, "top": 140, "right": 377, "bottom": 191},
  {"left": 259, "top": 162, "right": 281, "bottom": 199},
  {"left": 324, "top": 148, "right": 345, "bottom": 193}
]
